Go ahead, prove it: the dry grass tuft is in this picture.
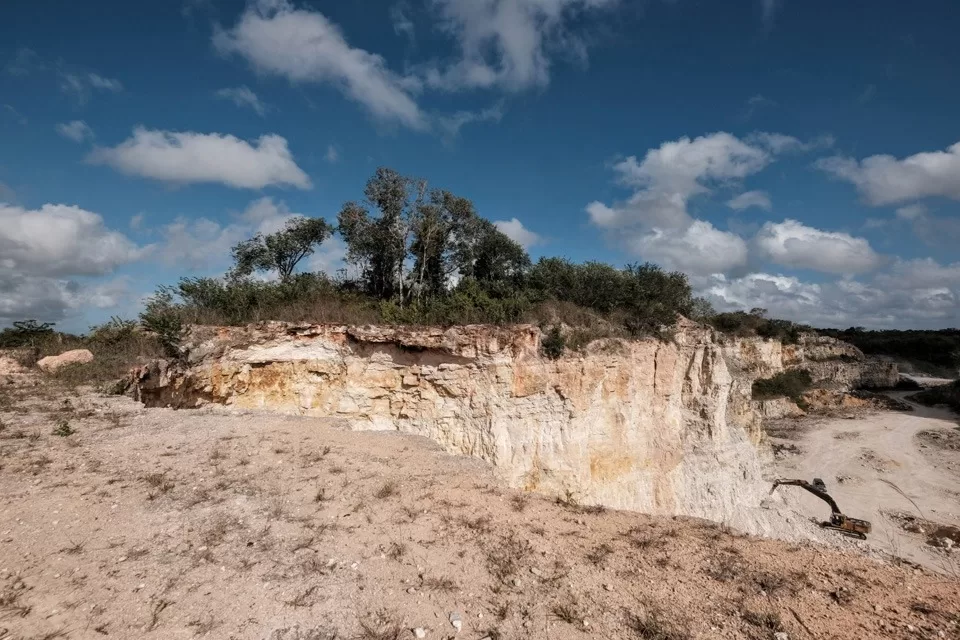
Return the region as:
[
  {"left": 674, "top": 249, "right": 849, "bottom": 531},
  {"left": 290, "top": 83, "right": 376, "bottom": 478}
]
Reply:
[{"left": 374, "top": 480, "right": 399, "bottom": 500}]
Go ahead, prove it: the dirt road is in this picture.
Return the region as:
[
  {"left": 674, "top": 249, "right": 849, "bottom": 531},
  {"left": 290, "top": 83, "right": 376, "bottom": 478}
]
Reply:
[{"left": 771, "top": 393, "right": 960, "bottom": 572}]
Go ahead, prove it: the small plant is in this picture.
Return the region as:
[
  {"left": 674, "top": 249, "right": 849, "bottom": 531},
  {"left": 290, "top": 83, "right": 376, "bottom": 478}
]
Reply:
[
  {"left": 742, "top": 610, "right": 783, "bottom": 631},
  {"left": 510, "top": 493, "right": 529, "bottom": 512},
  {"left": 485, "top": 531, "right": 534, "bottom": 583},
  {"left": 421, "top": 576, "right": 457, "bottom": 592},
  {"left": 385, "top": 541, "right": 406, "bottom": 561},
  {"left": 51, "top": 420, "right": 75, "bottom": 437},
  {"left": 541, "top": 325, "right": 566, "bottom": 359},
  {"left": 374, "top": 480, "right": 399, "bottom": 500},
  {"left": 626, "top": 606, "right": 691, "bottom": 640},
  {"left": 550, "top": 598, "right": 584, "bottom": 625},
  {"left": 586, "top": 542, "right": 614, "bottom": 566}
]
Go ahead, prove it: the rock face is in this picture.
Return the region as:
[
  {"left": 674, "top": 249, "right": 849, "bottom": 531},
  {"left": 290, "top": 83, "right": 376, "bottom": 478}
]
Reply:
[
  {"left": 36, "top": 349, "right": 94, "bottom": 373},
  {"left": 130, "top": 321, "right": 894, "bottom": 531}
]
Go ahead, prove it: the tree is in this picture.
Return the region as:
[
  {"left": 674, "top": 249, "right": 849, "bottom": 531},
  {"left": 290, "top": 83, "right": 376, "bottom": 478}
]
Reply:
[
  {"left": 338, "top": 168, "right": 426, "bottom": 304},
  {"left": 231, "top": 216, "right": 333, "bottom": 281},
  {"left": 338, "top": 168, "right": 531, "bottom": 305}
]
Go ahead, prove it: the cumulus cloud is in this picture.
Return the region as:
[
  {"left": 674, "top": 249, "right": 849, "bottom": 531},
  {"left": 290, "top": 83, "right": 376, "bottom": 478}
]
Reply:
[
  {"left": 493, "top": 217, "right": 543, "bottom": 248},
  {"left": 0, "top": 203, "right": 144, "bottom": 277},
  {"left": 753, "top": 219, "right": 883, "bottom": 275},
  {"left": 423, "top": 0, "right": 617, "bottom": 92},
  {"left": 0, "top": 203, "right": 143, "bottom": 322},
  {"left": 216, "top": 85, "right": 268, "bottom": 116},
  {"left": 703, "top": 260, "right": 960, "bottom": 329},
  {"left": 153, "top": 197, "right": 324, "bottom": 270},
  {"left": 214, "top": 0, "right": 427, "bottom": 130},
  {"left": 629, "top": 221, "right": 748, "bottom": 276},
  {"left": 57, "top": 120, "right": 95, "bottom": 143},
  {"left": 816, "top": 140, "right": 960, "bottom": 205},
  {"left": 87, "top": 127, "right": 311, "bottom": 190},
  {"left": 588, "top": 132, "right": 772, "bottom": 231},
  {"left": 727, "top": 190, "right": 771, "bottom": 211},
  {"left": 325, "top": 144, "right": 339, "bottom": 163},
  {"left": 585, "top": 132, "right": 783, "bottom": 273}
]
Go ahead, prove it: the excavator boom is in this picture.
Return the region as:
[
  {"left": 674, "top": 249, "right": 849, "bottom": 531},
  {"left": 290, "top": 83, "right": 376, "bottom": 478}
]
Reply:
[{"left": 771, "top": 477, "right": 872, "bottom": 540}]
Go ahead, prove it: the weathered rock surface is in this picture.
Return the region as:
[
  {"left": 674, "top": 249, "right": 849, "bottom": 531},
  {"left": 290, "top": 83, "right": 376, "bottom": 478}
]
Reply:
[
  {"left": 36, "top": 348, "right": 94, "bottom": 373},
  {"left": 129, "top": 321, "right": 895, "bottom": 532}
]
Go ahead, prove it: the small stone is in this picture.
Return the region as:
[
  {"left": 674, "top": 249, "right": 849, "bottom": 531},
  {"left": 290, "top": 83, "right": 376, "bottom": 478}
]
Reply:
[
  {"left": 512, "top": 578, "right": 522, "bottom": 587},
  {"left": 907, "top": 625, "right": 916, "bottom": 632},
  {"left": 449, "top": 612, "right": 462, "bottom": 632},
  {"left": 603, "top": 583, "right": 614, "bottom": 592},
  {"left": 774, "top": 633, "right": 789, "bottom": 640},
  {"left": 874, "top": 604, "right": 882, "bottom": 613},
  {"left": 530, "top": 567, "right": 544, "bottom": 578},
  {"left": 407, "top": 587, "right": 417, "bottom": 594},
  {"left": 413, "top": 628, "right": 427, "bottom": 639},
  {"left": 477, "top": 613, "right": 483, "bottom": 619}
]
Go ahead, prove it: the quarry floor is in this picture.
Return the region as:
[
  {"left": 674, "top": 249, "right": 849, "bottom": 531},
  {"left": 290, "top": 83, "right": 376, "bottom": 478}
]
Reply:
[
  {"left": 768, "top": 391, "right": 960, "bottom": 574},
  {"left": 1, "top": 378, "right": 960, "bottom": 640}
]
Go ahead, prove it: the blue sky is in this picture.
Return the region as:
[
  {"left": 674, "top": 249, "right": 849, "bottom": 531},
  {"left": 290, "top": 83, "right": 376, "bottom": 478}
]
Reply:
[{"left": 2, "top": 0, "right": 959, "bottom": 332}]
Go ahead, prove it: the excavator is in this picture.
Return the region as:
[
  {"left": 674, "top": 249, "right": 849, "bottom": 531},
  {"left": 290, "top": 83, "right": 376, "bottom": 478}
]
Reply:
[{"left": 771, "top": 478, "right": 872, "bottom": 540}]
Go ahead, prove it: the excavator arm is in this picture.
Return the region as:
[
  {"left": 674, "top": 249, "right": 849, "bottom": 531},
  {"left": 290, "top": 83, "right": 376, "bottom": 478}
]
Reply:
[{"left": 771, "top": 477, "right": 872, "bottom": 540}]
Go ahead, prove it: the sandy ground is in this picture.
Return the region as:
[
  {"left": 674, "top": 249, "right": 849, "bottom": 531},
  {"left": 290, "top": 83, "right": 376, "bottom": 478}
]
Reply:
[
  {"left": 769, "top": 392, "right": 960, "bottom": 573},
  {"left": 2, "top": 377, "right": 960, "bottom": 640}
]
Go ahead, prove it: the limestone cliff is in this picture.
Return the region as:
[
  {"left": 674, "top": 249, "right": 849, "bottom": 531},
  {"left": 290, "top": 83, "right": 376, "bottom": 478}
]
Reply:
[{"left": 129, "top": 321, "right": 894, "bottom": 531}]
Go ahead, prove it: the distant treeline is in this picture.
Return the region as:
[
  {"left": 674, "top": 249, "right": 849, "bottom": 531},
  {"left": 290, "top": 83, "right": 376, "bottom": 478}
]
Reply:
[{"left": 817, "top": 327, "right": 960, "bottom": 377}]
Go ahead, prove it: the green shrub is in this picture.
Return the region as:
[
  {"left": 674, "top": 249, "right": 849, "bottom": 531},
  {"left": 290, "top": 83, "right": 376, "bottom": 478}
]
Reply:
[
  {"left": 752, "top": 369, "right": 813, "bottom": 401},
  {"left": 541, "top": 326, "right": 566, "bottom": 359}
]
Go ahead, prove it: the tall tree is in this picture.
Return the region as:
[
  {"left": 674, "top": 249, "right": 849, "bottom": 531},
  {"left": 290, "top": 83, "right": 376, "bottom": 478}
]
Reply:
[{"left": 231, "top": 217, "right": 332, "bottom": 281}]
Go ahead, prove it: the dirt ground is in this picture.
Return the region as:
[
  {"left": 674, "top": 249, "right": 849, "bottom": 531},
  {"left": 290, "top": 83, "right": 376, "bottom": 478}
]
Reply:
[
  {"left": 2, "top": 377, "right": 960, "bottom": 640},
  {"left": 769, "top": 391, "right": 960, "bottom": 573}
]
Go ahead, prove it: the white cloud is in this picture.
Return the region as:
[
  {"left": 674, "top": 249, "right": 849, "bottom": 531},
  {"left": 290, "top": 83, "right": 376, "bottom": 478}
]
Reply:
[
  {"left": 0, "top": 203, "right": 143, "bottom": 323},
  {"left": 436, "top": 102, "right": 505, "bottom": 139},
  {"left": 155, "top": 216, "right": 249, "bottom": 270},
  {"left": 58, "top": 71, "right": 123, "bottom": 103},
  {"left": 130, "top": 213, "right": 145, "bottom": 229},
  {"left": 494, "top": 217, "right": 543, "bottom": 248},
  {"left": 589, "top": 132, "right": 772, "bottom": 232},
  {"left": 816, "top": 140, "right": 960, "bottom": 205},
  {"left": 5, "top": 48, "right": 44, "bottom": 76},
  {"left": 727, "top": 190, "right": 771, "bottom": 211},
  {"left": 424, "top": 0, "right": 617, "bottom": 92},
  {"left": 305, "top": 235, "right": 347, "bottom": 275},
  {"left": 87, "top": 73, "right": 123, "bottom": 91},
  {"left": 0, "top": 203, "right": 144, "bottom": 277},
  {"left": 896, "top": 204, "right": 927, "bottom": 220},
  {"left": 87, "top": 127, "right": 311, "bottom": 190},
  {"left": 391, "top": 3, "right": 415, "bottom": 44},
  {"left": 154, "top": 197, "right": 310, "bottom": 269},
  {"left": 630, "top": 221, "right": 748, "bottom": 276},
  {"left": 747, "top": 131, "right": 834, "bottom": 154},
  {"left": 742, "top": 94, "right": 776, "bottom": 120},
  {"left": 753, "top": 219, "right": 883, "bottom": 274},
  {"left": 325, "top": 144, "right": 339, "bottom": 163},
  {"left": 57, "top": 120, "right": 95, "bottom": 143},
  {"left": 702, "top": 262, "right": 960, "bottom": 330},
  {"left": 216, "top": 85, "right": 267, "bottom": 116},
  {"left": 214, "top": 0, "right": 427, "bottom": 130}
]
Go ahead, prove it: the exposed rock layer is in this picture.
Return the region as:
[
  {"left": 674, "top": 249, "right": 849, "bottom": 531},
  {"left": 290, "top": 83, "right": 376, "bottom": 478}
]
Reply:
[{"left": 131, "top": 322, "right": 895, "bottom": 530}]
